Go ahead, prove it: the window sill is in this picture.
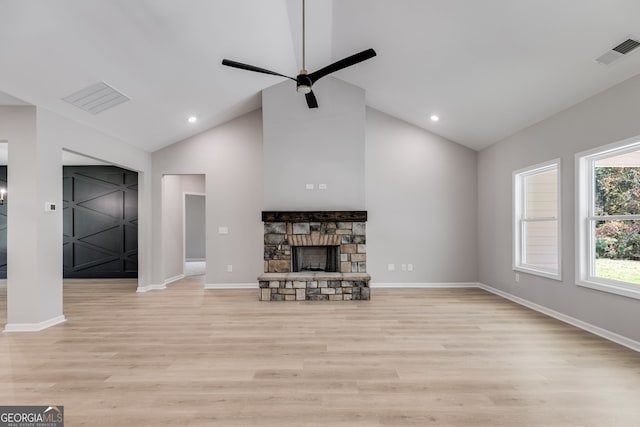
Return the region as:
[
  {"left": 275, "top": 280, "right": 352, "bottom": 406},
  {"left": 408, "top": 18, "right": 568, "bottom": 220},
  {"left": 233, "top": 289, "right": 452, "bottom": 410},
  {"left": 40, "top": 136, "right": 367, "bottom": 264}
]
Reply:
[
  {"left": 514, "top": 266, "right": 561, "bottom": 281},
  {"left": 576, "top": 279, "right": 640, "bottom": 301}
]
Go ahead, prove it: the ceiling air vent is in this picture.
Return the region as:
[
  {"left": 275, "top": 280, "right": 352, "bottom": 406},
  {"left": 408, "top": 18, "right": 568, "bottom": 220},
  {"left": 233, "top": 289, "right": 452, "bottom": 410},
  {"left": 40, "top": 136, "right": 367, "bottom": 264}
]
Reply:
[
  {"left": 595, "top": 37, "right": 640, "bottom": 65},
  {"left": 62, "top": 82, "right": 130, "bottom": 114}
]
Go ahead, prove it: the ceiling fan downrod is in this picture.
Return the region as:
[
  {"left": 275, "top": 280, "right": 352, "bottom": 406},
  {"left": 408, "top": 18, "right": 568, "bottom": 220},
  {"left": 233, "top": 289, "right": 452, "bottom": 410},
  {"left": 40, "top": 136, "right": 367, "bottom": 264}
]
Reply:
[{"left": 296, "top": 0, "right": 312, "bottom": 94}]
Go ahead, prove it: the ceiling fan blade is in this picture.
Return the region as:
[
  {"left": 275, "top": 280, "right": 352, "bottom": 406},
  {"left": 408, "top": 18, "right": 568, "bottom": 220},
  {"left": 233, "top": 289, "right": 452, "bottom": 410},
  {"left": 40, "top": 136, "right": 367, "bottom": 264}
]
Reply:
[
  {"left": 221, "top": 59, "right": 296, "bottom": 81},
  {"left": 305, "top": 91, "right": 318, "bottom": 109},
  {"left": 308, "top": 48, "right": 377, "bottom": 84}
]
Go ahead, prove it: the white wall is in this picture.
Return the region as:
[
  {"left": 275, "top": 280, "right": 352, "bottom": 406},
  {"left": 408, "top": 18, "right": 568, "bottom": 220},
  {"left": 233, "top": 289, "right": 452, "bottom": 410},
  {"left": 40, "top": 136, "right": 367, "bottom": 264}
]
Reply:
[
  {"left": 262, "top": 77, "right": 366, "bottom": 210},
  {"left": 478, "top": 73, "right": 640, "bottom": 343},
  {"left": 0, "top": 106, "right": 151, "bottom": 328},
  {"left": 161, "top": 174, "right": 205, "bottom": 281},
  {"left": 366, "top": 108, "right": 478, "bottom": 284},
  {"left": 151, "top": 110, "right": 263, "bottom": 286},
  {"left": 0, "top": 106, "right": 58, "bottom": 327},
  {"left": 185, "top": 194, "right": 206, "bottom": 260}
]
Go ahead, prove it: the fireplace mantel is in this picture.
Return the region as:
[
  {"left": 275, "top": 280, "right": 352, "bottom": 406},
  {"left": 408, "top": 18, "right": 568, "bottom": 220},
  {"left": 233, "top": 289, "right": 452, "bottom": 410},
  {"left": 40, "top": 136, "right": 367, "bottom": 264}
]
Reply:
[{"left": 262, "top": 211, "right": 367, "bottom": 223}]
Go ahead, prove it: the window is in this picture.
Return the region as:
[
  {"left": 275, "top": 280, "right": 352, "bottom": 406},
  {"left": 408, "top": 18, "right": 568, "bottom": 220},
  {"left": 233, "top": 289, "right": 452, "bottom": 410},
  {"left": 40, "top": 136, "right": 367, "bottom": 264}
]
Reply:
[
  {"left": 577, "top": 138, "right": 640, "bottom": 299},
  {"left": 513, "top": 159, "right": 561, "bottom": 279}
]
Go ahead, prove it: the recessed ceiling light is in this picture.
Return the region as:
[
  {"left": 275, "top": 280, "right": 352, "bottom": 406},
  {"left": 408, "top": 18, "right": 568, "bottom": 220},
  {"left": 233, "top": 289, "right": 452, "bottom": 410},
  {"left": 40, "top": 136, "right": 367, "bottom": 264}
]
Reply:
[
  {"left": 430, "top": 115, "right": 439, "bottom": 122},
  {"left": 188, "top": 116, "right": 197, "bottom": 123}
]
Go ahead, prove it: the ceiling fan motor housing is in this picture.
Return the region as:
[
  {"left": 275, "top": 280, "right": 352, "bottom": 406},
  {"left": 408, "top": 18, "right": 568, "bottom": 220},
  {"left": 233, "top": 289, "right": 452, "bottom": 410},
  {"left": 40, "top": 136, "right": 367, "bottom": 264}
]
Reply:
[{"left": 296, "top": 74, "right": 312, "bottom": 94}]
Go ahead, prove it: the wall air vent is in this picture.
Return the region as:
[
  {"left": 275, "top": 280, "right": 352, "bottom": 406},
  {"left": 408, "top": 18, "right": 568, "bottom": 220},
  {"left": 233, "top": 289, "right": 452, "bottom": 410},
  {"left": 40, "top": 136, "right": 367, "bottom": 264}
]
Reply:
[
  {"left": 595, "top": 37, "right": 640, "bottom": 65},
  {"left": 62, "top": 82, "right": 130, "bottom": 114}
]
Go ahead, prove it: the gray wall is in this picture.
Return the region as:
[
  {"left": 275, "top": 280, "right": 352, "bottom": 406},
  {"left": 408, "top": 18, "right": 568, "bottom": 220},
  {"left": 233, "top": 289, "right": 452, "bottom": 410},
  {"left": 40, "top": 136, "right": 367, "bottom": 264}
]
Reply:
[
  {"left": 366, "top": 108, "right": 478, "bottom": 284},
  {"left": 478, "top": 73, "right": 640, "bottom": 342},
  {"left": 262, "top": 77, "right": 366, "bottom": 210},
  {"left": 185, "top": 194, "right": 206, "bottom": 260},
  {"left": 151, "top": 110, "right": 263, "bottom": 286}
]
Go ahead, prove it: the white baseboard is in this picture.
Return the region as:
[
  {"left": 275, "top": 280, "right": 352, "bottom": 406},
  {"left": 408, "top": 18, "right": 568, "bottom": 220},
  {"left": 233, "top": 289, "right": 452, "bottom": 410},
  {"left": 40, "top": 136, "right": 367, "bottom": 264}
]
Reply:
[
  {"left": 371, "top": 282, "right": 478, "bottom": 288},
  {"left": 136, "top": 284, "right": 167, "bottom": 293},
  {"left": 204, "top": 283, "right": 257, "bottom": 289},
  {"left": 186, "top": 258, "right": 206, "bottom": 262},
  {"left": 477, "top": 282, "right": 640, "bottom": 353},
  {"left": 4, "top": 315, "right": 67, "bottom": 332},
  {"left": 164, "top": 274, "right": 185, "bottom": 286}
]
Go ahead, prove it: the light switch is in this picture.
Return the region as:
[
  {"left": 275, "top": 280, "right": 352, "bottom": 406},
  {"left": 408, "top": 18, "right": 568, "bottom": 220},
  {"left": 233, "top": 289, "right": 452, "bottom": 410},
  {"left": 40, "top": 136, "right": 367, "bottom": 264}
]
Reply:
[
  {"left": 318, "top": 183, "right": 327, "bottom": 190},
  {"left": 218, "top": 226, "right": 229, "bottom": 234},
  {"left": 44, "top": 202, "right": 56, "bottom": 212},
  {"left": 305, "top": 184, "right": 314, "bottom": 190},
  {"left": 387, "top": 263, "right": 395, "bottom": 271}
]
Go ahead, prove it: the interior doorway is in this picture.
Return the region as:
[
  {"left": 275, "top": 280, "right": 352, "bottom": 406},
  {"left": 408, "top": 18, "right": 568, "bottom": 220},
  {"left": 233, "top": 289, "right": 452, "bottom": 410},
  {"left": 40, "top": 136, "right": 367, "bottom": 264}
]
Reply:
[{"left": 161, "top": 174, "right": 205, "bottom": 284}]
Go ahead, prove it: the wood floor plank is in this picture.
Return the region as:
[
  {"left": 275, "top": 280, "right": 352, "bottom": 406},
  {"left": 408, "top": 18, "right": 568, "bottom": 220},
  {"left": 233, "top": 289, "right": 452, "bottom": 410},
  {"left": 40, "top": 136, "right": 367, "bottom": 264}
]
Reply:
[{"left": 1, "top": 278, "right": 639, "bottom": 426}]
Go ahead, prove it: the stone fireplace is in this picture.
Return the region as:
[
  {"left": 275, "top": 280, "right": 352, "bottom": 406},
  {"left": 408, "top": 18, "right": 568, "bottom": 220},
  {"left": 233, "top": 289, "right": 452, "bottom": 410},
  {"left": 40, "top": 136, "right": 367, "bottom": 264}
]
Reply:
[{"left": 258, "top": 211, "right": 371, "bottom": 301}]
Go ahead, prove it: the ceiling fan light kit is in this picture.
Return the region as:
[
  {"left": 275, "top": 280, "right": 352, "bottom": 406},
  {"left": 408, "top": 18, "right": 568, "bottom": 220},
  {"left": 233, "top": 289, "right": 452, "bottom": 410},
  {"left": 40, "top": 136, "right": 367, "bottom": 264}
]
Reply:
[{"left": 221, "top": 0, "right": 376, "bottom": 108}]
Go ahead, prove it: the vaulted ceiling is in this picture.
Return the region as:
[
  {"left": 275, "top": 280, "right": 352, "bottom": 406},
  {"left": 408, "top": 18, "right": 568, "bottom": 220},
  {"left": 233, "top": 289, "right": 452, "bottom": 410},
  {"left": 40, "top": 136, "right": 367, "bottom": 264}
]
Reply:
[{"left": 1, "top": 0, "right": 640, "bottom": 152}]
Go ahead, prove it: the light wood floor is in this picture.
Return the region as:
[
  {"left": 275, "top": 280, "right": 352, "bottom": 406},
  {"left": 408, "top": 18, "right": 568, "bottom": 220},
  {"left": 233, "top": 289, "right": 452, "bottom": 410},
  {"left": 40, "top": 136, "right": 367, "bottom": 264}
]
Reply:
[{"left": 1, "top": 278, "right": 639, "bottom": 426}]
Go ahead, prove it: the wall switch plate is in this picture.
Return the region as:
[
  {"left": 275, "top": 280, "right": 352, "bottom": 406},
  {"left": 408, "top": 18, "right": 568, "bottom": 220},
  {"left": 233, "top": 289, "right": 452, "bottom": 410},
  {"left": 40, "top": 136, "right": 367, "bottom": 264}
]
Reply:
[
  {"left": 407, "top": 264, "right": 413, "bottom": 271},
  {"left": 401, "top": 264, "right": 407, "bottom": 271},
  {"left": 44, "top": 202, "right": 56, "bottom": 212},
  {"left": 515, "top": 273, "right": 520, "bottom": 283},
  {"left": 218, "top": 226, "right": 229, "bottom": 234},
  {"left": 387, "top": 263, "right": 395, "bottom": 271},
  {"left": 227, "top": 264, "right": 233, "bottom": 272},
  {"left": 305, "top": 183, "right": 314, "bottom": 190},
  {"left": 318, "top": 183, "right": 327, "bottom": 190}
]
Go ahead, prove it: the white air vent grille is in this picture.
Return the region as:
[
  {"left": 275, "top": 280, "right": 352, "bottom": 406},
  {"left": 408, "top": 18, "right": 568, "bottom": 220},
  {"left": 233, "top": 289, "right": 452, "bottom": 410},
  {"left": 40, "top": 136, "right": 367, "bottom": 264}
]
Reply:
[
  {"left": 596, "top": 37, "right": 640, "bottom": 65},
  {"left": 63, "top": 82, "right": 130, "bottom": 114}
]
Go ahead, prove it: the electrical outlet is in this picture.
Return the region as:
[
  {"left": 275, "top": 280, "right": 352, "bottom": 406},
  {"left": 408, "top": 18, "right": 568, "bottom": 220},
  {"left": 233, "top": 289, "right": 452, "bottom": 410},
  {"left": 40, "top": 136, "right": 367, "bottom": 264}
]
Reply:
[
  {"left": 318, "top": 183, "right": 327, "bottom": 190},
  {"left": 305, "top": 183, "right": 314, "bottom": 190},
  {"left": 227, "top": 264, "right": 233, "bottom": 273},
  {"left": 407, "top": 264, "right": 413, "bottom": 271},
  {"left": 218, "top": 226, "right": 229, "bottom": 234},
  {"left": 515, "top": 273, "right": 520, "bottom": 283},
  {"left": 401, "top": 264, "right": 407, "bottom": 271},
  {"left": 387, "top": 263, "right": 395, "bottom": 271}
]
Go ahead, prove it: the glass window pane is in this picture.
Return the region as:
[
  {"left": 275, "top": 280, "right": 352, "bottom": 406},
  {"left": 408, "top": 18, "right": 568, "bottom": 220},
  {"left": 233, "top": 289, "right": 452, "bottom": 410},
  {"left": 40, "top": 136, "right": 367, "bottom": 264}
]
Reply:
[
  {"left": 524, "top": 169, "right": 557, "bottom": 218},
  {"left": 594, "top": 150, "right": 640, "bottom": 216},
  {"left": 594, "top": 219, "right": 640, "bottom": 285},
  {"left": 523, "top": 220, "right": 558, "bottom": 272}
]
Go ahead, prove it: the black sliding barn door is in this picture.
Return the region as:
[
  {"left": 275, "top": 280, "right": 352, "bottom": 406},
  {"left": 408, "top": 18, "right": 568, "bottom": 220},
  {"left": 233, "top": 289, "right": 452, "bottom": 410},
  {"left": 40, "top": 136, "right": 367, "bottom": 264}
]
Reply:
[
  {"left": 0, "top": 166, "right": 6, "bottom": 279},
  {"left": 63, "top": 166, "right": 138, "bottom": 278}
]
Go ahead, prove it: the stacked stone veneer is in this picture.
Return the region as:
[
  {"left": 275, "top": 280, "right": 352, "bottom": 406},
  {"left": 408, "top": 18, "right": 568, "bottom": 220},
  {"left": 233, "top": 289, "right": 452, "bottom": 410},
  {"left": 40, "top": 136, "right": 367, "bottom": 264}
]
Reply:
[
  {"left": 259, "top": 273, "right": 371, "bottom": 301},
  {"left": 263, "top": 221, "right": 366, "bottom": 274},
  {"left": 259, "top": 211, "right": 370, "bottom": 301}
]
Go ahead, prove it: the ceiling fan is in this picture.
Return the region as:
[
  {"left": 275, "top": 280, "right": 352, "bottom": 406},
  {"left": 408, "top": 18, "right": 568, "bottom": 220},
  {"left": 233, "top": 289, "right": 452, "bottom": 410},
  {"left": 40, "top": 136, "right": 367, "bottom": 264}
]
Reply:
[{"left": 221, "top": 0, "right": 376, "bottom": 109}]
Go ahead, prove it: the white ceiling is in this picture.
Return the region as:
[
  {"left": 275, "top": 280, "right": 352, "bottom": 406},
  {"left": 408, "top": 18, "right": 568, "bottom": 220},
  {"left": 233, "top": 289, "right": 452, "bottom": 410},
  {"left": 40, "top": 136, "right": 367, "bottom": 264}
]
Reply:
[{"left": 1, "top": 0, "right": 640, "bottom": 152}]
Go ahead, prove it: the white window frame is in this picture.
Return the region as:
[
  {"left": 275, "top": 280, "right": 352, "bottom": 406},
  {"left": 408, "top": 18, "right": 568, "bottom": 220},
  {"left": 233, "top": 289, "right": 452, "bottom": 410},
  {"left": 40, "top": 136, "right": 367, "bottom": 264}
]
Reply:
[
  {"left": 513, "top": 159, "right": 562, "bottom": 280},
  {"left": 576, "top": 137, "right": 640, "bottom": 300}
]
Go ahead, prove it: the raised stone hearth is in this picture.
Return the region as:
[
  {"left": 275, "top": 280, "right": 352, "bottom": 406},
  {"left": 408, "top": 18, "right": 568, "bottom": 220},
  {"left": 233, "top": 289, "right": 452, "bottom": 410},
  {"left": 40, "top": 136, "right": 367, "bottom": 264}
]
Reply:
[
  {"left": 258, "top": 272, "right": 371, "bottom": 301},
  {"left": 260, "top": 211, "right": 370, "bottom": 301}
]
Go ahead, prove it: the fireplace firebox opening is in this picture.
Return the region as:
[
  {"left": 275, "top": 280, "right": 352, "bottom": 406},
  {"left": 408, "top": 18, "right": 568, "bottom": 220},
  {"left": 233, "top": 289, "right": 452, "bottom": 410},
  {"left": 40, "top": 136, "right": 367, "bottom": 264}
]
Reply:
[{"left": 292, "top": 246, "right": 339, "bottom": 272}]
